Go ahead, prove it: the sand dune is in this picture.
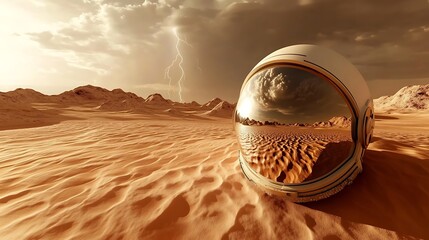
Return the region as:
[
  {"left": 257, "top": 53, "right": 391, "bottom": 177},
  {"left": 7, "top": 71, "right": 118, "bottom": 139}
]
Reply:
[
  {"left": 0, "top": 85, "right": 428, "bottom": 239},
  {"left": 0, "top": 110, "right": 428, "bottom": 239},
  {"left": 97, "top": 98, "right": 146, "bottom": 112}
]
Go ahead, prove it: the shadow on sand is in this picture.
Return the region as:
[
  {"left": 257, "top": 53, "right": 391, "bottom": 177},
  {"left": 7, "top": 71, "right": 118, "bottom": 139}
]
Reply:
[
  {"left": 0, "top": 107, "right": 81, "bottom": 131},
  {"left": 305, "top": 141, "right": 353, "bottom": 181},
  {"left": 303, "top": 137, "right": 429, "bottom": 239},
  {"left": 374, "top": 114, "right": 399, "bottom": 120}
]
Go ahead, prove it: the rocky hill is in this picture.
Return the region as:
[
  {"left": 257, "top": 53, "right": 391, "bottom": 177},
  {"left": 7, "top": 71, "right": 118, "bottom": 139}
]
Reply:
[
  {"left": 204, "top": 101, "right": 235, "bottom": 117},
  {"left": 0, "top": 85, "right": 238, "bottom": 118},
  {"left": 202, "top": 98, "right": 223, "bottom": 109},
  {"left": 56, "top": 85, "right": 142, "bottom": 104},
  {"left": 374, "top": 84, "right": 429, "bottom": 112},
  {"left": 145, "top": 93, "right": 172, "bottom": 105}
]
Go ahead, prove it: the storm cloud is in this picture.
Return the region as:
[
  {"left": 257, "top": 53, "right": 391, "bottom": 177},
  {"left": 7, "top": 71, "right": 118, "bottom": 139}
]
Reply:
[
  {"left": 3, "top": 0, "right": 429, "bottom": 102},
  {"left": 237, "top": 66, "right": 351, "bottom": 123}
]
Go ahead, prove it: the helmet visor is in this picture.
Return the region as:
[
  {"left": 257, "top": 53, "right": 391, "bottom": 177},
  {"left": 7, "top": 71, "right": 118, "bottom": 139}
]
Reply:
[{"left": 235, "top": 64, "right": 354, "bottom": 184}]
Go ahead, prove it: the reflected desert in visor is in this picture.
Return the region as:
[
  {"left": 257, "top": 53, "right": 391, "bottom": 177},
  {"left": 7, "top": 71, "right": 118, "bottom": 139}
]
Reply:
[{"left": 235, "top": 65, "right": 354, "bottom": 184}]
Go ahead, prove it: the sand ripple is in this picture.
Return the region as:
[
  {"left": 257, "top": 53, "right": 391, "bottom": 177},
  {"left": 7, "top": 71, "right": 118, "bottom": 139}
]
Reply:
[
  {"left": 0, "top": 118, "right": 427, "bottom": 239},
  {"left": 237, "top": 125, "right": 353, "bottom": 183}
]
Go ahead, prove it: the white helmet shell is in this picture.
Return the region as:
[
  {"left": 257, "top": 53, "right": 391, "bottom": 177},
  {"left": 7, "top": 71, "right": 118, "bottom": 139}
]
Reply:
[{"left": 235, "top": 44, "right": 374, "bottom": 202}]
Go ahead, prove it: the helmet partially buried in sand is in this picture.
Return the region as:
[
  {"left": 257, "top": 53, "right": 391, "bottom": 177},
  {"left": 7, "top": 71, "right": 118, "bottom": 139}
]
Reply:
[{"left": 234, "top": 44, "right": 374, "bottom": 202}]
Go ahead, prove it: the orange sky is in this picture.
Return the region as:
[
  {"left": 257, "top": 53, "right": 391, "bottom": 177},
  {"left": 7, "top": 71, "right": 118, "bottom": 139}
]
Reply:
[{"left": 1, "top": 0, "right": 428, "bottom": 103}]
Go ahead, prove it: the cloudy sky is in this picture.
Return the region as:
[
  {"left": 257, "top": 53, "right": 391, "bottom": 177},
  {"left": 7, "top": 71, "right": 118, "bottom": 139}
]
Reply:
[
  {"left": 1, "top": 0, "right": 428, "bottom": 103},
  {"left": 236, "top": 66, "right": 351, "bottom": 123}
]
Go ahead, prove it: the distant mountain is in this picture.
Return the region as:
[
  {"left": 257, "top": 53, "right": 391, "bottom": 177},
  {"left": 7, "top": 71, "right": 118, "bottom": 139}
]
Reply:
[
  {"left": 312, "top": 116, "right": 351, "bottom": 128},
  {"left": 238, "top": 118, "right": 284, "bottom": 126},
  {"left": 329, "top": 116, "right": 351, "bottom": 128},
  {"left": 4, "top": 88, "right": 48, "bottom": 102},
  {"left": 202, "top": 97, "right": 223, "bottom": 109},
  {"left": 0, "top": 85, "right": 238, "bottom": 119},
  {"left": 183, "top": 101, "right": 201, "bottom": 107},
  {"left": 374, "top": 84, "right": 429, "bottom": 112},
  {"left": 204, "top": 101, "right": 235, "bottom": 117},
  {"left": 56, "top": 85, "right": 142, "bottom": 104},
  {"left": 235, "top": 113, "right": 351, "bottom": 128},
  {"left": 144, "top": 93, "right": 172, "bottom": 105},
  {"left": 0, "top": 88, "right": 49, "bottom": 109}
]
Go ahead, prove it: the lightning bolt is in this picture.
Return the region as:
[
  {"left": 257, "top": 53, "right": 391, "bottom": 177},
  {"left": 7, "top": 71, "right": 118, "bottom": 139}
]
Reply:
[{"left": 164, "top": 27, "right": 193, "bottom": 103}]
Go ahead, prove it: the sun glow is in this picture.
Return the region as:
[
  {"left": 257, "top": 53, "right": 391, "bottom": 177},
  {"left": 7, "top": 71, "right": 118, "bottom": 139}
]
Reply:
[{"left": 238, "top": 97, "right": 254, "bottom": 117}]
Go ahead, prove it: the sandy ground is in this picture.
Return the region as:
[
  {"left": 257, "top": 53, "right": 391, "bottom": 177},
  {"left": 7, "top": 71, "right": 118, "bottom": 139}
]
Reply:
[
  {"left": 0, "top": 109, "right": 428, "bottom": 239},
  {"left": 237, "top": 125, "right": 352, "bottom": 183}
]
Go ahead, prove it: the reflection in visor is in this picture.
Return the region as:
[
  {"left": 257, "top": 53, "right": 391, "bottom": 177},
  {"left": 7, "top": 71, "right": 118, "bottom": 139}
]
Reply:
[{"left": 235, "top": 65, "right": 354, "bottom": 184}]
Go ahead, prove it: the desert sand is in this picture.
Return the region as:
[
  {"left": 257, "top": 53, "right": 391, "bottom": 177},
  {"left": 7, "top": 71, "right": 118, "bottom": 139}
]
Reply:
[
  {"left": 0, "top": 85, "right": 428, "bottom": 239},
  {"left": 237, "top": 125, "right": 353, "bottom": 183}
]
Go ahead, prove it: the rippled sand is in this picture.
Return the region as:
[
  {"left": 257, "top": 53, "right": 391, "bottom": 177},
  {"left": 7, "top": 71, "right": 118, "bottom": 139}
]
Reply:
[
  {"left": 237, "top": 125, "right": 352, "bottom": 183},
  {"left": 0, "top": 113, "right": 428, "bottom": 239}
]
